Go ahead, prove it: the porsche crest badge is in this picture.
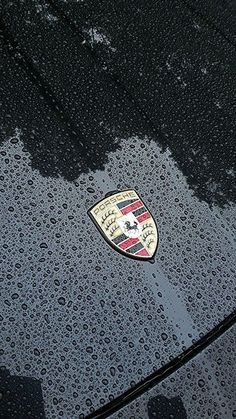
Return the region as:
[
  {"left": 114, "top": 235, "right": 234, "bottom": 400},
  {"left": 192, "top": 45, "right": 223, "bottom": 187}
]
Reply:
[{"left": 88, "top": 190, "right": 158, "bottom": 260}]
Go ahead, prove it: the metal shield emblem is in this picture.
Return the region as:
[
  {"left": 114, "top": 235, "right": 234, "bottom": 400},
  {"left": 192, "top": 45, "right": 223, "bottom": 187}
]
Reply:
[{"left": 88, "top": 190, "right": 158, "bottom": 260}]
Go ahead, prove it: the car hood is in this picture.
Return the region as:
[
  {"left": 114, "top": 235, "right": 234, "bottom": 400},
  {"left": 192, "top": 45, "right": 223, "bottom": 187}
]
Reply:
[{"left": 0, "top": 1, "right": 235, "bottom": 417}]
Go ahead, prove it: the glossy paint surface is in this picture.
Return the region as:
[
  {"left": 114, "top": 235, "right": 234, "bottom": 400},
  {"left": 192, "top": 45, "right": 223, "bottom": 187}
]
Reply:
[
  {"left": 111, "top": 326, "right": 236, "bottom": 419},
  {"left": 0, "top": 1, "right": 235, "bottom": 417}
]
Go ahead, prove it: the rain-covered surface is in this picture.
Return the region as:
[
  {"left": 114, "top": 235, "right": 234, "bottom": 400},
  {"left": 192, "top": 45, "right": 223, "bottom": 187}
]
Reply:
[
  {"left": 0, "top": 0, "right": 236, "bottom": 417},
  {"left": 0, "top": 367, "right": 45, "bottom": 418},
  {"left": 111, "top": 325, "right": 236, "bottom": 419},
  {"left": 186, "top": 0, "right": 236, "bottom": 44},
  {"left": 56, "top": 0, "right": 236, "bottom": 207}
]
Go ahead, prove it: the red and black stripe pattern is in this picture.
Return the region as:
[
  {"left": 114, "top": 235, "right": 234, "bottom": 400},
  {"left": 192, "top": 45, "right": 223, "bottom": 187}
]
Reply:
[
  {"left": 116, "top": 198, "right": 151, "bottom": 223},
  {"left": 113, "top": 234, "right": 149, "bottom": 257},
  {"left": 112, "top": 198, "right": 152, "bottom": 257}
]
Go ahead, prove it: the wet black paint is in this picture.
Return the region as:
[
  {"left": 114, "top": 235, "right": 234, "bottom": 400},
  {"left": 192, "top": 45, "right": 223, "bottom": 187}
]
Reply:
[
  {"left": 0, "top": 1, "right": 235, "bottom": 417},
  {"left": 148, "top": 395, "right": 187, "bottom": 419},
  {"left": 52, "top": 0, "right": 236, "bottom": 207},
  {"left": 1, "top": 0, "right": 236, "bottom": 206},
  {"left": 0, "top": 368, "right": 45, "bottom": 419},
  {"left": 112, "top": 326, "right": 236, "bottom": 418}
]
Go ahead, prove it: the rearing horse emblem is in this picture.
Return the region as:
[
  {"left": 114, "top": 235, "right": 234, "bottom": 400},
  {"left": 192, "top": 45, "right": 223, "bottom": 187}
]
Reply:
[{"left": 88, "top": 190, "right": 158, "bottom": 260}]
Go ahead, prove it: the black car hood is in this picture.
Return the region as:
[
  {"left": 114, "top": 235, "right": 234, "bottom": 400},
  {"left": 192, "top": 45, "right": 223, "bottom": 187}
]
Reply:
[
  {"left": 0, "top": 1, "right": 236, "bottom": 417},
  {"left": 108, "top": 325, "right": 236, "bottom": 419}
]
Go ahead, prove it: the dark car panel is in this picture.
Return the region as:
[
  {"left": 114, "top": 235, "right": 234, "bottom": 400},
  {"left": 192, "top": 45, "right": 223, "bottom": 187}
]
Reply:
[
  {"left": 56, "top": 0, "right": 236, "bottom": 208},
  {"left": 0, "top": 368, "right": 46, "bottom": 419},
  {"left": 186, "top": 0, "right": 236, "bottom": 44},
  {"left": 0, "top": 1, "right": 236, "bottom": 417},
  {"left": 111, "top": 325, "right": 236, "bottom": 419}
]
